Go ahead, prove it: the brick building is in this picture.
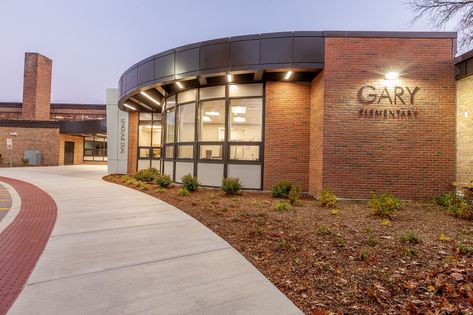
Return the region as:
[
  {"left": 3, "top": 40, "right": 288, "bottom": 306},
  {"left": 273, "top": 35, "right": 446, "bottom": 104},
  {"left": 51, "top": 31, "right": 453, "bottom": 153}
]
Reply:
[
  {"left": 0, "top": 53, "right": 107, "bottom": 166},
  {"left": 105, "top": 31, "right": 469, "bottom": 199}
]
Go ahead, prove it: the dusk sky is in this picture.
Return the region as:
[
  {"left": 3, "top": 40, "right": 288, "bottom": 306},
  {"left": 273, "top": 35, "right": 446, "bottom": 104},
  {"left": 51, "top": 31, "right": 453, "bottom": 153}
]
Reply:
[{"left": 0, "top": 0, "right": 455, "bottom": 104}]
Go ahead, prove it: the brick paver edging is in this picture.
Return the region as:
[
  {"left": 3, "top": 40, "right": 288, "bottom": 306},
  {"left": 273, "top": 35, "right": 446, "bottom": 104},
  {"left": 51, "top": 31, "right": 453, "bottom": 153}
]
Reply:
[{"left": 0, "top": 177, "right": 57, "bottom": 315}]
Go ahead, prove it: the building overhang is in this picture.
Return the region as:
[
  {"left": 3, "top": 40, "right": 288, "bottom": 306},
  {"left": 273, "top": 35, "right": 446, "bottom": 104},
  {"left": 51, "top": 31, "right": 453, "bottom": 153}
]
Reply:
[{"left": 118, "top": 30, "right": 456, "bottom": 113}]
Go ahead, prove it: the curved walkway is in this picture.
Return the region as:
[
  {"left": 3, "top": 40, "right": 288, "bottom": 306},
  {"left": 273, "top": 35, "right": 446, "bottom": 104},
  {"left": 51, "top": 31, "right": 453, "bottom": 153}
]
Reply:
[
  {"left": 0, "top": 166, "right": 301, "bottom": 315},
  {"left": 0, "top": 178, "right": 57, "bottom": 314}
]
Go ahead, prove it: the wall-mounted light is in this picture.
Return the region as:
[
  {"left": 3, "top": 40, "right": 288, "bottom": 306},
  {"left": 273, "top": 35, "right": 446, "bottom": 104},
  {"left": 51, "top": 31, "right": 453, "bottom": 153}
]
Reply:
[
  {"left": 205, "top": 111, "right": 220, "bottom": 116},
  {"left": 176, "top": 81, "right": 184, "bottom": 89},
  {"left": 465, "top": 112, "right": 470, "bottom": 118},
  {"left": 385, "top": 72, "right": 399, "bottom": 80},
  {"left": 140, "top": 91, "right": 161, "bottom": 105},
  {"left": 227, "top": 74, "right": 233, "bottom": 82},
  {"left": 203, "top": 116, "right": 212, "bottom": 122},
  {"left": 124, "top": 103, "right": 137, "bottom": 110},
  {"left": 284, "top": 71, "right": 293, "bottom": 80}
]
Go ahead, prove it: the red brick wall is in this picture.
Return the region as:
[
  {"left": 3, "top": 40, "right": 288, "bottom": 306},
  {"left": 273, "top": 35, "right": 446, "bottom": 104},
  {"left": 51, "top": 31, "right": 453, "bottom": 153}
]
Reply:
[
  {"left": 322, "top": 37, "right": 456, "bottom": 199},
  {"left": 456, "top": 75, "right": 473, "bottom": 184},
  {"left": 309, "top": 72, "right": 325, "bottom": 195},
  {"left": 264, "top": 82, "right": 311, "bottom": 191},
  {"left": 22, "top": 53, "right": 52, "bottom": 121},
  {"left": 127, "top": 111, "right": 138, "bottom": 174},
  {"left": 0, "top": 127, "right": 60, "bottom": 166}
]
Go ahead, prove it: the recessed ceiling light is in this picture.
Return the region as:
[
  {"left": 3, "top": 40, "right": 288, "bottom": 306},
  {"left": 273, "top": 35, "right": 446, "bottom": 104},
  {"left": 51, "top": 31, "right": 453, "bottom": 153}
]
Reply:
[
  {"left": 231, "top": 106, "right": 246, "bottom": 114},
  {"left": 233, "top": 117, "right": 246, "bottom": 123},
  {"left": 203, "top": 116, "right": 212, "bottom": 122},
  {"left": 227, "top": 74, "right": 233, "bottom": 82},
  {"left": 205, "top": 111, "right": 220, "bottom": 116},
  {"left": 284, "top": 71, "right": 293, "bottom": 80},
  {"left": 385, "top": 72, "right": 399, "bottom": 80},
  {"left": 176, "top": 81, "right": 184, "bottom": 89},
  {"left": 124, "top": 103, "right": 137, "bottom": 110},
  {"left": 140, "top": 91, "right": 161, "bottom": 105}
]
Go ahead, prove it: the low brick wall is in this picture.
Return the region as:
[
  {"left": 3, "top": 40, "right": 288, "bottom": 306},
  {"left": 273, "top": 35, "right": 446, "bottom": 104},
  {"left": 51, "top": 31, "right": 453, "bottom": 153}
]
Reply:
[{"left": 0, "top": 126, "right": 60, "bottom": 166}]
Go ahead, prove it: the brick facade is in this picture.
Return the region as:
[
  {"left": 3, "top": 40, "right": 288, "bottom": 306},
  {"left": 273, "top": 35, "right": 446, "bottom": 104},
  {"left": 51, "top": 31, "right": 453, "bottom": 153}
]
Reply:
[
  {"left": 321, "top": 37, "right": 456, "bottom": 199},
  {"left": 0, "top": 126, "right": 59, "bottom": 166},
  {"left": 456, "top": 75, "right": 473, "bottom": 184},
  {"left": 264, "top": 82, "right": 311, "bottom": 191},
  {"left": 127, "top": 111, "right": 138, "bottom": 174},
  {"left": 22, "top": 53, "right": 52, "bottom": 120},
  {"left": 309, "top": 72, "right": 325, "bottom": 194}
]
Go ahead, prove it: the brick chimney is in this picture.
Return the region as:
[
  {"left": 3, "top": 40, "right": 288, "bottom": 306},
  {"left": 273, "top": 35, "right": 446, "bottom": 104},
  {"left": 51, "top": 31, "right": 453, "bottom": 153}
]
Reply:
[{"left": 22, "top": 53, "right": 52, "bottom": 120}]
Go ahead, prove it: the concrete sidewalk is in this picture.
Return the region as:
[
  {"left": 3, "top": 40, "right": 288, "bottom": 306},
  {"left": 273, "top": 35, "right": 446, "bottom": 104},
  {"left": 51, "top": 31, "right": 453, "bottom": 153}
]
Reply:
[{"left": 0, "top": 166, "right": 301, "bottom": 315}]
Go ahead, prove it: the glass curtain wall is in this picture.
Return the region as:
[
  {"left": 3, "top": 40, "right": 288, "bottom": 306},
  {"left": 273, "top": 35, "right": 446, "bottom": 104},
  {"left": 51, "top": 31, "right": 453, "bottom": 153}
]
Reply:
[
  {"left": 137, "top": 112, "right": 162, "bottom": 170},
  {"left": 163, "top": 83, "right": 264, "bottom": 188}
]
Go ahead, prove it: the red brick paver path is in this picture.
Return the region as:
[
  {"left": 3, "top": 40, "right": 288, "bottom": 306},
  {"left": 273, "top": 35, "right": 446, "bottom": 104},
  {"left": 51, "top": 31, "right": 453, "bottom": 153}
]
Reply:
[{"left": 0, "top": 177, "right": 57, "bottom": 315}]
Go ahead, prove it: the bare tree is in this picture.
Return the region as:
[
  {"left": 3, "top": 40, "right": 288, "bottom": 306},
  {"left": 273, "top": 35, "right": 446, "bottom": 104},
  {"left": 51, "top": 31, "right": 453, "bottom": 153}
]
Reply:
[{"left": 408, "top": 0, "right": 473, "bottom": 48}]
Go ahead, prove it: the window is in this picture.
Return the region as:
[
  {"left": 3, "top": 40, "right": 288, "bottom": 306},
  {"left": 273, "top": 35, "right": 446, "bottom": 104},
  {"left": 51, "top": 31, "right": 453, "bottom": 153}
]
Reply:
[
  {"left": 165, "top": 108, "right": 175, "bottom": 143},
  {"left": 165, "top": 145, "right": 174, "bottom": 159},
  {"left": 229, "top": 98, "right": 262, "bottom": 142},
  {"left": 229, "top": 84, "right": 263, "bottom": 97},
  {"left": 139, "top": 124, "right": 152, "bottom": 146},
  {"left": 83, "top": 136, "right": 107, "bottom": 161},
  {"left": 177, "top": 89, "right": 196, "bottom": 103},
  {"left": 199, "top": 144, "right": 223, "bottom": 160},
  {"left": 139, "top": 148, "right": 151, "bottom": 158},
  {"left": 177, "top": 145, "right": 193, "bottom": 159},
  {"left": 151, "top": 123, "right": 161, "bottom": 147},
  {"left": 229, "top": 145, "right": 260, "bottom": 161},
  {"left": 200, "top": 85, "right": 225, "bottom": 100},
  {"left": 199, "top": 100, "right": 225, "bottom": 141},
  {"left": 177, "top": 103, "right": 195, "bottom": 142},
  {"left": 139, "top": 112, "right": 162, "bottom": 161}
]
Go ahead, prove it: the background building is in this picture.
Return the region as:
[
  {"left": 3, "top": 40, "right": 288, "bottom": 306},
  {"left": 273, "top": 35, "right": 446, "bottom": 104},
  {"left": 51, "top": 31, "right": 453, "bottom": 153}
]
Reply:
[{"left": 0, "top": 53, "right": 107, "bottom": 166}]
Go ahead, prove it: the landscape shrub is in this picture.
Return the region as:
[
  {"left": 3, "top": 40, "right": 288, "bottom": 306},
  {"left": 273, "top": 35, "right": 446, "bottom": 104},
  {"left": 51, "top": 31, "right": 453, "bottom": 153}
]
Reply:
[
  {"left": 288, "top": 185, "right": 301, "bottom": 206},
  {"left": 368, "top": 193, "right": 402, "bottom": 217},
  {"left": 318, "top": 188, "right": 337, "bottom": 208},
  {"left": 155, "top": 174, "right": 172, "bottom": 188},
  {"left": 221, "top": 177, "right": 242, "bottom": 195},
  {"left": 181, "top": 174, "right": 199, "bottom": 192},
  {"left": 134, "top": 167, "right": 159, "bottom": 183},
  {"left": 400, "top": 231, "right": 422, "bottom": 244},
  {"left": 271, "top": 180, "right": 293, "bottom": 198},
  {"left": 274, "top": 201, "right": 289, "bottom": 211},
  {"left": 177, "top": 188, "right": 190, "bottom": 196},
  {"left": 434, "top": 192, "right": 473, "bottom": 220},
  {"left": 21, "top": 158, "right": 29, "bottom": 166}
]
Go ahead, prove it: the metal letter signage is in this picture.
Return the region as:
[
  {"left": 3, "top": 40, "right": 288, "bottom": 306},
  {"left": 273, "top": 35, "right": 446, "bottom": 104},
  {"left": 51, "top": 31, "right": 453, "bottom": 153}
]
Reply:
[
  {"left": 120, "top": 118, "right": 126, "bottom": 154},
  {"left": 357, "top": 86, "right": 420, "bottom": 119}
]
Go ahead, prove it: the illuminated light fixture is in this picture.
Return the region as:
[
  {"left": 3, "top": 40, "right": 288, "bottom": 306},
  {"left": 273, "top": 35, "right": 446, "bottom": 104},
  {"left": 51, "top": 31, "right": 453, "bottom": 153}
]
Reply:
[
  {"left": 176, "top": 81, "right": 184, "bottom": 89},
  {"left": 124, "top": 103, "right": 137, "bottom": 110},
  {"left": 231, "top": 106, "right": 246, "bottom": 114},
  {"left": 233, "top": 117, "right": 246, "bottom": 123},
  {"left": 205, "top": 111, "right": 220, "bottom": 116},
  {"left": 385, "top": 72, "right": 399, "bottom": 80},
  {"left": 203, "top": 116, "right": 212, "bottom": 122},
  {"left": 284, "top": 70, "right": 293, "bottom": 80},
  {"left": 140, "top": 91, "right": 161, "bottom": 105},
  {"left": 227, "top": 74, "right": 233, "bottom": 82}
]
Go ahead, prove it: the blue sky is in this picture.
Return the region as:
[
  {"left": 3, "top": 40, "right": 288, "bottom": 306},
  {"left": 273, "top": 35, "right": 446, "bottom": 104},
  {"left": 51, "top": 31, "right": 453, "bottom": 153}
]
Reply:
[{"left": 0, "top": 0, "right": 454, "bottom": 104}]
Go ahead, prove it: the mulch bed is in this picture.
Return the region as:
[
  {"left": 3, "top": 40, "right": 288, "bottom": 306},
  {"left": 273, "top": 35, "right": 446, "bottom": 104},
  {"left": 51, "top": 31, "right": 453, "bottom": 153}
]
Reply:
[{"left": 104, "top": 175, "right": 473, "bottom": 314}]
